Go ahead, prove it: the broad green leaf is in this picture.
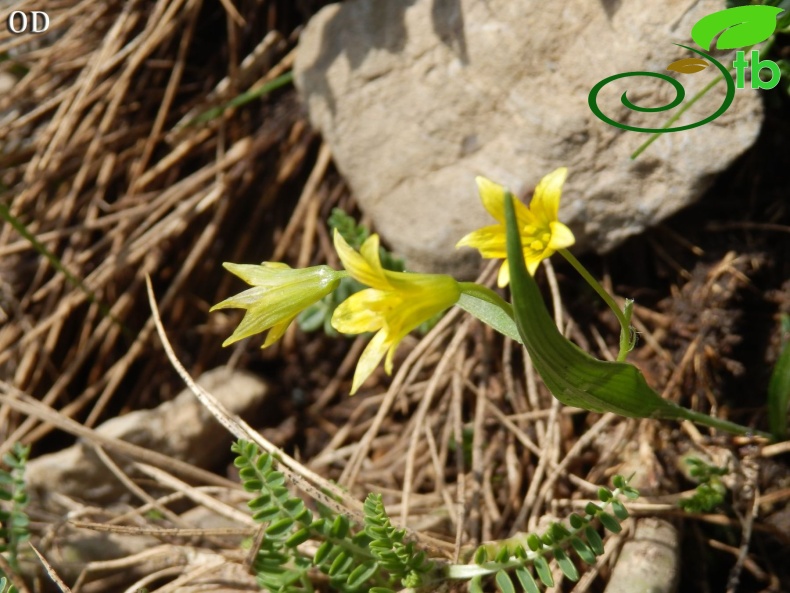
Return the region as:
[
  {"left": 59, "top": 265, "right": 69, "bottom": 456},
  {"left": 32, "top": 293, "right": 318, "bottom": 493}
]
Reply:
[{"left": 502, "top": 191, "right": 769, "bottom": 438}]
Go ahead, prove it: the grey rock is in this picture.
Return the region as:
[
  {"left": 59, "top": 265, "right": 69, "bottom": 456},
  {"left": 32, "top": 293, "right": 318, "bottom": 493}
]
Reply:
[
  {"left": 295, "top": 0, "right": 763, "bottom": 274},
  {"left": 26, "top": 367, "right": 268, "bottom": 504}
]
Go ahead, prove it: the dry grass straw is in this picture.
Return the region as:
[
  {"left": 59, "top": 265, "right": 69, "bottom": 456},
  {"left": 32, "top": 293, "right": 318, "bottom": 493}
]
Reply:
[{"left": 0, "top": 0, "right": 310, "bottom": 449}]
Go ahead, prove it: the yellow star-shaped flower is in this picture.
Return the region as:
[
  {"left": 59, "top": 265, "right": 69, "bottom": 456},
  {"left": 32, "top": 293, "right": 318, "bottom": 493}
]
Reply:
[
  {"left": 331, "top": 231, "right": 460, "bottom": 394},
  {"left": 456, "top": 167, "right": 576, "bottom": 287}
]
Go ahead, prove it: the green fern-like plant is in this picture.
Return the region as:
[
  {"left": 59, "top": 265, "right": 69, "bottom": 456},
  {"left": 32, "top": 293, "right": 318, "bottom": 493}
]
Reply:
[
  {"left": 678, "top": 456, "right": 728, "bottom": 513},
  {"left": 232, "top": 439, "right": 638, "bottom": 593},
  {"left": 0, "top": 442, "right": 30, "bottom": 593},
  {"left": 450, "top": 475, "right": 639, "bottom": 593},
  {"left": 233, "top": 440, "right": 437, "bottom": 592}
]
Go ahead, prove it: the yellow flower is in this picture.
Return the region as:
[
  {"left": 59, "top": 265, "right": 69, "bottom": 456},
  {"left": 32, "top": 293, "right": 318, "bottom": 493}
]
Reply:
[
  {"left": 211, "top": 262, "right": 342, "bottom": 348},
  {"left": 456, "top": 168, "right": 575, "bottom": 287},
  {"left": 331, "top": 231, "right": 460, "bottom": 394}
]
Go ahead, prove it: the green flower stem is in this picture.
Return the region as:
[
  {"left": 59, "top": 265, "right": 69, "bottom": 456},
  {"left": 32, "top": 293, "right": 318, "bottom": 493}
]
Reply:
[
  {"left": 558, "top": 249, "right": 633, "bottom": 361},
  {"left": 674, "top": 406, "right": 770, "bottom": 438}
]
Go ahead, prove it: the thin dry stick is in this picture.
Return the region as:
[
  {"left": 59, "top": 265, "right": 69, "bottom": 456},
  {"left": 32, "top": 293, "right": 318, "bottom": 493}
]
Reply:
[
  {"left": 92, "top": 444, "right": 188, "bottom": 528},
  {"left": 339, "top": 311, "right": 461, "bottom": 487},
  {"left": 272, "top": 142, "right": 332, "bottom": 262},
  {"left": 134, "top": 462, "right": 255, "bottom": 526},
  {"left": 30, "top": 543, "right": 72, "bottom": 593},
  {"left": 0, "top": 383, "right": 238, "bottom": 488},
  {"left": 401, "top": 319, "right": 471, "bottom": 525},
  {"left": 145, "top": 275, "right": 368, "bottom": 524}
]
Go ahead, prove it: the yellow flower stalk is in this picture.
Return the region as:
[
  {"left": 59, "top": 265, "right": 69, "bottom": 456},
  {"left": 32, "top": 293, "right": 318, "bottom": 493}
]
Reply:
[
  {"left": 212, "top": 262, "right": 342, "bottom": 348},
  {"left": 456, "top": 168, "right": 576, "bottom": 287},
  {"left": 331, "top": 231, "right": 460, "bottom": 394}
]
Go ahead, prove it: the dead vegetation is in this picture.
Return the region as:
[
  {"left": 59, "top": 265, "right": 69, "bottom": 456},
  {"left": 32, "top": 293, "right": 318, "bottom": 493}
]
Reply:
[{"left": 1, "top": 1, "right": 789, "bottom": 592}]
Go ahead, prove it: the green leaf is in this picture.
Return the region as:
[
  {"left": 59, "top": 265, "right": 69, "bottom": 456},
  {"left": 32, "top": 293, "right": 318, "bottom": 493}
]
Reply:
[
  {"left": 495, "top": 569, "right": 516, "bottom": 593},
  {"left": 502, "top": 192, "right": 687, "bottom": 420},
  {"left": 515, "top": 566, "right": 540, "bottom": 593},
  {"left": 252, "top": 506, "right": 280, "bottom": 523},
  {"left": 285, "top": 528, "right": 311, "bottom": 548},
  {"left": 534, "top": 556, "right": 554, "bottom": 587},
  {"left": 265, "top": 518, "right": 294, "bottom": 537},
  {"left": 329, "top": 551, "right": 353, "bottom": 576},
  {"left": 502, "top": 190, "right": 767, "bottom": 438},
  {"left": 570, "top": 536, "right": 597, "bottom": 564},
  {"left": 331, "top": 515, "right": 350, "bottom": 539},
  {"left": 598, "top": 512, "right": 622, "bottom": 534},
  {"left": 555, "top": 548, "right": 579, "bottom": 581},
  {"left": 495, "top": 545, "right": 511, "bottom": 563},
  {"left": 768, "top": 313, "right": 790, "bottom": 440},
  {"left": 457, "top": 286, "right": 522, "bottom": 344},
  {"left": 470, "top": 575, "right": 485, "bottom": 593},
  {"left": 527, "top": 533, "right": 542, "bottom": 552},
  {"left": 691, "top": 5, "right": 782, "bottom": 50},
  {"left": 314, "top": 541, "right": 334, "bottom": 565},
  {"left": 346, "top": 563, "right": 379, "bottom": 589},
  {"left": 584, "top": 526, "right": 605, "bottom": 556},
  {"left": 611, "top": 499, "right": 629, "bottom": 521}
]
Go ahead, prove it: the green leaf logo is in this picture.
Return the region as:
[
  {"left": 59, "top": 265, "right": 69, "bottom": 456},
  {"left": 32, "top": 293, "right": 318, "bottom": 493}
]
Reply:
[{"left": 691, "top": 5, "right": 783, "bottom": 50}]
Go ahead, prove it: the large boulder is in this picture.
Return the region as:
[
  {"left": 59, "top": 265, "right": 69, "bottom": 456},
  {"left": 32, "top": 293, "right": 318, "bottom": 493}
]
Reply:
[{"left": 295, "top": 0, "right": 763, "bottom": 274}]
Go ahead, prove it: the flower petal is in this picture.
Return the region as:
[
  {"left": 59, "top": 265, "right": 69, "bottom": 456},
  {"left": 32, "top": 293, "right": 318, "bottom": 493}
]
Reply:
[
  {"left": 262, "top": 315, "right": 296, "bottom": 348},
  {"left": 476, "top": 176, "right": 508, "bottom": 223},
  {"left": 351, "top": 329, "right": 392, "bottom": 394},
  {"left": 221, "top": 262, "right": 290, "bottom": 286},
  {"left": 548, "top": 221, "right": 575, "bottom": 250},
  {"left": 530, "top": 167, "right": 567, "bottom": 224},
  {"left": 331, "top": 289, "right": 391, "bottom": 334},
  {"left": 334, "top": 231, "right": 390, "bottom": 289},
  {"left": 497, "top": 260, "right": 511, "bottom": 288},
  {"left": 456, "top": 225, "right": 507, "bottom": 258}
]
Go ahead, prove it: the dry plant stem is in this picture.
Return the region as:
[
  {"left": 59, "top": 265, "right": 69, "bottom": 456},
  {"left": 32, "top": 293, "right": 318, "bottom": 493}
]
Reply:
[
  {"left": 70, "top": 544, "right": 187, "bottom": 592},
  {"left": 339, "top": 307, "right": 464, "bottom": 488},
  {"left": 144, "top": 276, "right": 369, "bottom": 525},
  {"left": 0, "top": 382, "right": 237, "bottom": 489},
  {"left": 400, "top": 320, "right": 469, "bottom": 526},
  {"left": 272, "top": 142, "right": 332, "bottom": 262},
  {"left": 726, "top": 458, "right": 759, "bottom": 593},
  {"left": 134, "top": 462, "right": 255, "bottom": 526},
  {"left": 451, "top": 364, "right": 467, "bottom": 563},
  {"left": 30, "top": 543, "right": 72, "bottom": 593},
  {"left": 91, "top": 444, "right": 188, "bottom": 529}
]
